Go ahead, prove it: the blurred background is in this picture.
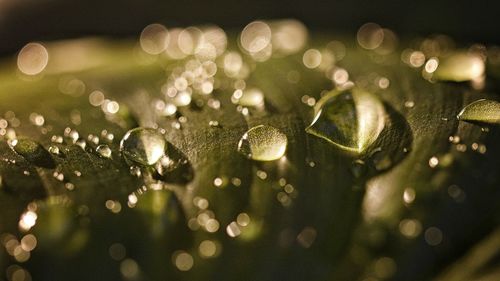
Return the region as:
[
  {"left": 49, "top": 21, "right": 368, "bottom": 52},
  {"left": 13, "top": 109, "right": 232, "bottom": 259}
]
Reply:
[{"left": 0, "top": 0, "right": 498, "bottom": 55}]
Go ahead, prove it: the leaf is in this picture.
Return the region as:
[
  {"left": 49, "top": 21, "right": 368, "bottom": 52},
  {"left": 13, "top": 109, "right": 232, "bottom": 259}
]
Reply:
[{"left": 0, "top": 34, "right": 498, "bottom": 281}]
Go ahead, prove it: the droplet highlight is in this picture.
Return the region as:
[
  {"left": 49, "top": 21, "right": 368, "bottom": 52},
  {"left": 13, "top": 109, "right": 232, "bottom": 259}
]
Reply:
[
  {"left": 457, "top": 99, "right": 500, "bottom": 125},
  {"left": 237, "top": 125, "right": 287, "bottom": 161},
  {"left": 120, "top": 127, "right": 166, "bottom": 165},
  {"left": 306, "top": 88, "right": 385, "bottom": 153}
]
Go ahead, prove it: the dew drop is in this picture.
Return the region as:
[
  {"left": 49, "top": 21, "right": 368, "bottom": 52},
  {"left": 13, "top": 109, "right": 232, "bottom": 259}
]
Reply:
[
  {"left": 96, "top": 145, "right": 112, "bottom": 158},
  {"left": 237, "top": 125, "right": 287, "bottom": 161},
  {"left": 457, "top": 99, "right": 500, "bottom": 125},
  {"left": 433, "top": 52, "right": 485, "bottom": 82},
  {"left": 120, "top": 128, "right": 166, "bottom": 166},
  {"left": 48, "top": 145, "right": 60, "bottom": 155},
  {"left": 306, "top": 88, "right": 385, "bottom": 153}
]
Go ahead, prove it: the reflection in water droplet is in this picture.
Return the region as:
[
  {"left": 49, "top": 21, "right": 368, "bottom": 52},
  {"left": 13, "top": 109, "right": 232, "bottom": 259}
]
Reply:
[
  {"left": 306, "top": 88, "right": 385, "bottom": 153},
  {"left": 457, "top": 99, "right": 500, "bottom": 125},
  {"left": 237, "top": 125, "right": 287, "bottom": 161},
  {"left": 120, "top": 128, "right": 166, "bottom": 166},
  {"left": 433, "top": 52, "right": 485, "bottom": 82},
  {"left": 96, "top": 145, "right": 112, "bottom": 158}
]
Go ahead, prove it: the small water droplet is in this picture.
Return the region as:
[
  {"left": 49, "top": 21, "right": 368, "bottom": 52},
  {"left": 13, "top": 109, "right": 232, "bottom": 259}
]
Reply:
[
  {"left": 96, "top": 145, "right": 112, "bottom": 158},
  {"left": 120, "top": 128, "right": 166, "bottom": 166},
  {"left": 75, "top": 138, "right": 87, "bottom": 150},
  {"left": 48, "top": 145, "right": 60, "bottom": 155},
  {"left": 129, "top": 166, "right": 142, "bottom": 177},
  {"left": 237, "top": 125, "right": 287, "bottom": 161},
  {"left": 306, "top": 88, "right": 385, "bottom": 153},
  {"left": 457, "top": 99, "right": 500, "bottom": 125},
  {"left": 433, "top": 52, "right": 484, "bottom": 82}
]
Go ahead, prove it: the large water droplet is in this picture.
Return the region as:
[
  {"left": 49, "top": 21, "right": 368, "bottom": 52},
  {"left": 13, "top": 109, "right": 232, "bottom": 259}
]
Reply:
[
  {"left": 237, "top": 125, "right": 287, "bottom": 161},
  {"left": 433, "top": 52, "right": 485, "bottom": 82},
  {"left": 306, "top": 88, "right": 385, "bottom": 153},
  {"left": 10, "top": 138, "right": 55, "bottom": 168},
  {"left": 120, "top": 128, "right": 166, "bottom": 165},
  {"left": 457, "top": 99, "right": 500, "bottom": 125}
]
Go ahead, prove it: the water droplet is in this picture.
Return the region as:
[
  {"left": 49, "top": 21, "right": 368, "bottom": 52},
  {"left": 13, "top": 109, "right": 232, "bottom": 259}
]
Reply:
[
  {"left": 433, "top": 52, "right": 484, "bottom": 82},
  {"left": 48, "top": 145, "right": 60, "bottom": 155},
  {"left": 129, "top": 166, "right": 142, "bottom": 177},
  {"left": 306, "top": 88, "right": 385, "bottom": 153},
  {"left": 237, "top": 125, "right": 287, "bottom": 161},
  {"left": 120, "top": 128, "right": 166, "bottom": 166},
  {"left": 75, "top": 138, "right": 87, "bottom": 150},
  {"left": 96, "top": 145, "right": 112, "bottom": 158},
  {"left": 457, "top": 99, "right": 500, "bottom": 125},
  {"left": 10, "top": 138, "right": 54, "bottom": 168}
]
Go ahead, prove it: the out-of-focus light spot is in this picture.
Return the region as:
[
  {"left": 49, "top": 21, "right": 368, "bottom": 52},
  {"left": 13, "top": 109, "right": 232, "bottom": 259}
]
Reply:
[
  {"left": 213, "top": 177, "right": 223, "bottom": 187},
  {"left": 357, "top": 23, "right": 384, "bottom": 50},
  {"left": 198, "top": 240, "right": 220, "bottom": 258},
  {"left": 105, "top": 200, "right": 122, "bottom": 213},
  {"left": 332, "top": 68, "right": 349, "bottom": 84},
  {"left": 17, "top": 43, "right": 49, "bottom": 76},
  {"left": 223, "top": 51, "right": 243, "bottom": 77},
  {"left": 173, "top": 91, "right": 192, "bottom": 107},
  {"left": 103, "top": 101, "right": 120, "bottom": 114},
  {"left": 424, "top": 227, "right": 443, "bottom": 246},
  {"left": 403, "top": 188, "right": 416, "bottom": 204},
  {"left": 165, "top": 28, "right": 188, "bottom": 59},
  {"left": 374, "top": 29, "right": 398, "bottom": 55},
  {"left": 428, "top": 156, "right": 439, "bottom": 168},
  {"left": 425, "top": 58, "right": 439, "bottom": 73},
  {"left": 109, "top": 243, "right": 126, "bottom": 261},
  {"left": 240, "top": 21, "right": 272, "bottom": 53},
  {"left": 89, "top": 90, "right": 105, "bottom": 106},
  {"left": 409, "top": 51, "right": 426, "bottom": 67},
  {"left": 303, "top": 49, "right": 322, "bottom": 69},
  {"left": 19, "top": 211, "right": 37, "bottom": 232},
  {"left": 271, "top": 19, "right": 308, "bottom": 55},
  {"left": 205, "top": 219, "right": 220, "bottom": 233},
  {"left": 374, "top": 257, "right": 397, "bottom": 279},
  {"left": 296, "top": 226, "right": 317, "bottom": 248},
  {"left": 29, "top": 113, "right": 45, "bottom": 127},
  {"left": 59, "top": 77, "right": 86, "bottom": 97},
  {"left": 20, "top": 235, "right": 37, "bottom": 252},
  {"left": 120, "top": 259, "right": 139, "bottom": 279},
  {"left": 236, "top": 213, "right": 250, "bottom": 227},
  {"left": 173, "top": 251, "right": 194, "bottom": 271},
  {"left": 179, "top": 27, "right": 203, "bottom": 55},
  {"left": 226, "top": 221, "right": 241, "bottom": 237},
  {"left": 140, "top": 23, "right": 169, "bottom": 55},
  {"left": 377, "top": 77, "right": 390, "bottom": 89},
  {"left": 399, "top": 219, "right": 422, "bottom": 238},
  {"left": 201, "top": 26, "right": 227, "bottom": 56},
  {"left": 327, "top": 40, "right": 346, "bottom": 61},
  {"left": 6, "top": 265, "right": 32, "bottom": 281},
  {"left": 231, "top": 88, "right": 264, "bottom": 107}
]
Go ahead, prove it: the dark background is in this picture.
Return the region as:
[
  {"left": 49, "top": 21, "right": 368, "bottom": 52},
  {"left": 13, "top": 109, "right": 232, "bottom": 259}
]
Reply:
[{"left": 0, "top": 0, "right": 498, "bottom": 54}]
